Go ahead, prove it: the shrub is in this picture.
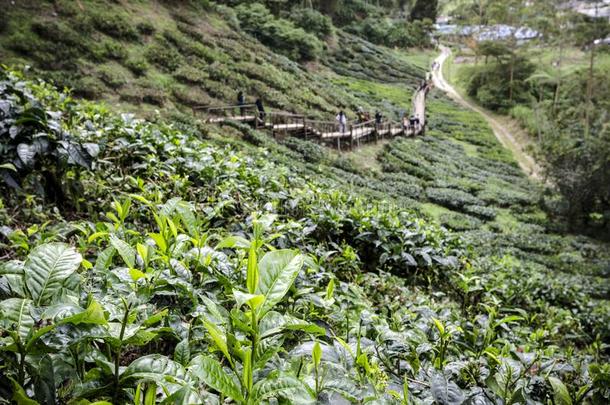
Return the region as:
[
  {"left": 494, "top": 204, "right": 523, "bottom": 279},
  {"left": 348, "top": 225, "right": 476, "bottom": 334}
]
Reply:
[
  {"left": 30, "top": 20, "right": 82, "bottom": 48},
  {"left": 440, "top": 212, "right": 482, "bottom": 231},
  {"left": 71, "top": 76, "right": 106, "bottom": 99},
  {"left": 466, "top": 57, "right": 536, "bottom": 111},
  {"left": 463, "top": 204, "right": 497, "bottom": 220},
  {"left": 90, "top": 10, "right": 139, "bottom": 40},
  {"left": 123, "top": 56, "right": 149, "bottom": 76},
  {"left": 97, "top": 66, "right": 127, "bottom": 89},
  {"left": 173, "top": 65, "right": 208, "bottom": 84},
  {"left": 93, "top": 39, "right": 128, "bottom": 61},
  {"left": 145, "top": 36, "right": 184, "bottom": 72},
  {"left": 0, "top": 69, "right": 100, "bottom": 206},
  {"left": 172, "top": 85, "right": 211, "bottom": 106},
  {"left": 136, "top": 21, "right": 156, "bottom": 36},
  {"left": 281, "top": 137, "right": 327, "bottom": 163},
  {"left": 289, "top": 8, "right": 334, "bottom": 38},
  {"left": 509, "top": 105, "right": 538, "bottom": 136},
  {"left": 426, "top": 187, "right": 482, "bottom": 210},
  {"left": 235, "top": 3, "right": 323, "bottom": 61}
]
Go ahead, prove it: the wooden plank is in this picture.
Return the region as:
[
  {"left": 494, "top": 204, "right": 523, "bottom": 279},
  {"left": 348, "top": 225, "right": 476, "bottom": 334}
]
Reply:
[
  {"left": 207, "top": 116, "right": 256, "bottom": 123},
  {"left": 272, "top": 123, "right": 305, "bottom": 130}
]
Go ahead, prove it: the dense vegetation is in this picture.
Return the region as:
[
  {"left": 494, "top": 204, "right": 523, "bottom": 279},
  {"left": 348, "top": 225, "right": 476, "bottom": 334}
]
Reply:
[
  {"left": 0, "top": 0, "right": 429, "bottom": 121},
  {"left": 2, "top": 67, "right": 609, "bottom": 403},
  {"left": 1, "top": 1, "right": 609, "bottom": 404},
  {"left": 446, "top": 0, "right": 610, "bottom": 235}
]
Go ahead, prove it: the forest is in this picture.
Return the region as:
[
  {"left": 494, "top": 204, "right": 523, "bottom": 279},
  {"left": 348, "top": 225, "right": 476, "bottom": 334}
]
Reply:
[{"left": 0, "top": 1, "right": 608, "bottom": 404}]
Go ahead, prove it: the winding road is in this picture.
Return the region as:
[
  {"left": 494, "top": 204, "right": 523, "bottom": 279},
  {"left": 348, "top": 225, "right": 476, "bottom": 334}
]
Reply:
[{"left": 432, "top": 46, "right": 543, "bottom": 180}]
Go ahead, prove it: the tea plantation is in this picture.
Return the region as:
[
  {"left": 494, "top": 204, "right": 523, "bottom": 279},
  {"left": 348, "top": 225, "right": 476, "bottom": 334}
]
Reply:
[{"left": 0, "top": 1, "right": 609, "bottom": 404}]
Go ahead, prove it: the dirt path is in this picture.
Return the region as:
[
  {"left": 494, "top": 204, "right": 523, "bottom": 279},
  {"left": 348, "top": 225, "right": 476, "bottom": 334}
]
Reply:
[{"left": 432, "top": 46, "right": 543, "bottom": 180}]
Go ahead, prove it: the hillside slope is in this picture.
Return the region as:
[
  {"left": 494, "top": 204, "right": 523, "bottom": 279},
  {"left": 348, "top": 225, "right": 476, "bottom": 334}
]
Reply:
[
  {"left": 1, "top": 1, "right": 609, "bottom": 404},
  {"left": 0, "top": 0, "right": 429, "bottom": 120}
]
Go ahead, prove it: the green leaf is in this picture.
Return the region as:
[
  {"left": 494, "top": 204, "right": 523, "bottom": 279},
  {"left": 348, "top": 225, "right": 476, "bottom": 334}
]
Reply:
[
  {"left": 246, "top": 243, "right": 258, "bottom": 294},
  {"left": 10, "top": 377, "right": 40, "bottom": 405},
  {"left": 431, "top": 374, "right": 464, "bottom": 405},
  {"left": 24, "top": 243, "right": 82, "bottom": 306},
  {"left": 283, "top": 318, "right": 326, "bottom": 336},
  {"left": 215, "top": 235, "right": 251, "bottom": 249},
  {"left": 493, "top": 315, "right": 524, "bottom": 328},
  {"left": 62, "top": 299, "right": 107, "bottom": 325},
  {"left": 144, "top": 382, "right": 157, "bottom": 405},
  {"left": 312, "top": 341, "right": 322, "bottom": 367},
  {"left": 148, "top": 232, "right": 167, "bottom": 253},
  {"left": 188, "top": 355, "right": 244, "bottom": 402},
  {"left": 325, "top": 278, "right": 335, "bottom": 301},
  {"left": 174, "top": 339, "right": 190, "bottom": 366},
  {"left": 233, "top": 289, "right": 264, "bottom": 311},
  {"left": 94, "top": 247, "right": 115, "bottom": 272},
  {"left": 17, "top": 143, "right": 36, "bottom": 167},
  {"left": 251, "top": 374, "right": 309, "bottom": 404},
  {"left": 0, "top": 298, "right": 34, "bottom": 340},
  {"left": 160, "top": 385, "right": 201, "bottom": 405},
  {"left": 0, "top": 260, "right": 26, "bottom": 297},
  {"left": 243, "top": 348, "right": 253, "bottom": 393},
  {"left": 549, "top": 377, "right": 573, "bottom": 405},
  {"left": 143, "top": 309, "right": 168, "bottom": 326},
  {"left": 175, "top": 201, "right": 199, "bottom": 236},
  {"left": 203, "top": 320, "right": 232, "bottom": 364},
  {"left": 432, "top": 318, "right": 445, "bottom": 335},
  {"left": 256, "top": 250, "right": 304, "bottom": 316},
  {"left": 120, "top": 354, "right": 186, "bottom": 384},
  {"left": 323, "top": 378, "right": 359, "bottom": 402},
  {"left": 109, "top": 235, "right": 135, "bottom": 269}
]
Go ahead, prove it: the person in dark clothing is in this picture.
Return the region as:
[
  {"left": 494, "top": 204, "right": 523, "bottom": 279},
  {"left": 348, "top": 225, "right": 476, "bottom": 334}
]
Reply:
[
  {"left": 237, "top": 91, "right": 245, "bottom": 116},
  {"left": 375, "top": 111, "right": 382, "bottom": 125},
  {"left": 255, "top": 97, "right": 266, "bottom": 122}
]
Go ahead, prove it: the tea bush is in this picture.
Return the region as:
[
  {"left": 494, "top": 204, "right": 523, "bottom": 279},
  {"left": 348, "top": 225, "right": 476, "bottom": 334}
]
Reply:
[
  {"left": 235, "top": 3, "right": 323, "bottom": 61},
  {"left": 289, "top": 7, "right": 334, "bottom": 39},
  {"left": 123, "top": 56, "right": 149, "bottom": 76},
  {"left": 90, "top": 9, "right": 139, "bottom": 40}
]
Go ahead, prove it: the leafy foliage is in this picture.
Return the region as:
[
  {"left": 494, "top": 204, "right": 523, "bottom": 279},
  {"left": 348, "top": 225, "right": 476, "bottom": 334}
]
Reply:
[{"left": 0, "top": 69, "right": 100, "bottom": 205}]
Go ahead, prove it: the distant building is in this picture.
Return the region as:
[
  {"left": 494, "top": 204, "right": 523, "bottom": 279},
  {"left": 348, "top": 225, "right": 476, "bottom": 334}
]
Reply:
[
  {"left": 434, "top": 24, "right": 539, "bottom": 42},
  {"left": 561, "top": 0, "right": 610, "bottom": 20}
]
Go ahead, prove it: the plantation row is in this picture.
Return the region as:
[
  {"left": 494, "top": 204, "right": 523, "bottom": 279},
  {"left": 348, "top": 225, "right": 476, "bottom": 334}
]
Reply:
[
  {"left": 1, "top": 66, "right": 609, "bottom": 404},
  {"left": 1, "top": 1, "right": 426, "bottom": 121}
]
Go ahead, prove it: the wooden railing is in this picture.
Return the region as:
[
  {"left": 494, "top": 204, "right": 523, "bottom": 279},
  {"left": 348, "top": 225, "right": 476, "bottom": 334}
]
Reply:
[{"left": 194, "top": 76, "right": 434, "bottom": 149}]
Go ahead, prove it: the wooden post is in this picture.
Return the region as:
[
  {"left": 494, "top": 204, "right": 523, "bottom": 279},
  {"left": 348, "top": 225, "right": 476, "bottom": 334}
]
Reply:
[
  {"left": 350, "top": 127, "right": 354, "bottom": 150},
  {"left": 337, "top": 137, "right": 341, "bottom": 152}
]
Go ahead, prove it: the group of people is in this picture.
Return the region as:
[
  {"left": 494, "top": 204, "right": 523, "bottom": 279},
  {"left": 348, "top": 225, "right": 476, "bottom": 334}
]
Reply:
[
  {"left": 404, "top": 114, "right": 422, "bottom": 131},
  {"left": 237, "top": 90, "right": 424, "bottom": 135},
  {"left": 237, "top": 91, "right": 266, "bottom": 121},
  {"left": 335, "top": 108, "right": 384, "bottom": 133}
]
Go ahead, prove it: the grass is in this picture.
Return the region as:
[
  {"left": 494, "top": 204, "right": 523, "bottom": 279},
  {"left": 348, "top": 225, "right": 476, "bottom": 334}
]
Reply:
[
  {"left": 330, "top": 75, "right": 413, "bottom": 117},
  {"left": 420, "top": 202, "right": 455, "bottom": 220},
  {"left": 342, "top": 139, "right": 390, "bottom": 172}
]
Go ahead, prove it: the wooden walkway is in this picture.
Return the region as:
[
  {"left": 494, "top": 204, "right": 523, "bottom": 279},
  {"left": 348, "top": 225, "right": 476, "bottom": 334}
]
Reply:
[{"left": 194, "top": 80, "right": 432, "bottom": 151}]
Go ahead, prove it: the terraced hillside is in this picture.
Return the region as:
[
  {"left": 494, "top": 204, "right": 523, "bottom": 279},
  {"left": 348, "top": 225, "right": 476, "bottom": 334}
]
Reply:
[
  {"left": 1, "top": 1, "right": 609, "bottom": 404},
  {"left": 0, "top": 0, "right": 430, "bottom": 120}
]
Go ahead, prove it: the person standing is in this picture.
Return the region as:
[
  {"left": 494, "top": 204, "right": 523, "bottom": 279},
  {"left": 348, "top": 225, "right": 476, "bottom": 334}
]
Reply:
[
  {"left": 255, "top": 97, "right": 266, "bottom": 122},
  {"left": 237, "top": 91, "right": 246, "bottom": 116},
  {"left": 375, "top": 111, "right": 382, "bottom": 125},
  {"left": 336, "top": 110, "right": 347, "bottom": 133}
]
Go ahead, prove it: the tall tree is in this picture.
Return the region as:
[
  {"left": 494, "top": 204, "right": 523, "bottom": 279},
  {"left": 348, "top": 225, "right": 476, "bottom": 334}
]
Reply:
[{"left": 410, "top": 0, "right": 438, "bottom": 21}]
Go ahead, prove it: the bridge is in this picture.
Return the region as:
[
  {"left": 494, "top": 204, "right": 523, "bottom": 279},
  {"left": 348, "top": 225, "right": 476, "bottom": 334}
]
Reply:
[{"left": 194, "top": 79, "right": 431, "bottom": 151}]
